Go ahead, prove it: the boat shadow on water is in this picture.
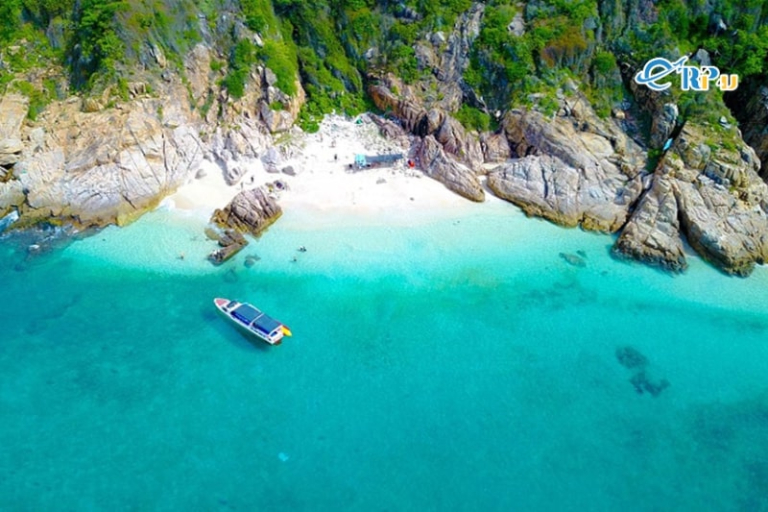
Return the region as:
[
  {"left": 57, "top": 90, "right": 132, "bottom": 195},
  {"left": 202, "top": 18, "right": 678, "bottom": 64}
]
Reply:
[{"left": 205, "top": 308, "right": 274, "bottom": 353}]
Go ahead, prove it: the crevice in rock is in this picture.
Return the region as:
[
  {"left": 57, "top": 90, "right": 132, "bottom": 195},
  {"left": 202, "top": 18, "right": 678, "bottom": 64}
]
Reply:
[{"left": 723, "top": 79, "right": 767, "bottom": 180}]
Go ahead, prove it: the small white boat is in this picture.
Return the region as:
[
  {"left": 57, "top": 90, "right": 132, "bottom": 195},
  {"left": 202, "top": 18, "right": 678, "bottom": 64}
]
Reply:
[{"left": 214, "top": 298, "right": 292, "bottom": 345}]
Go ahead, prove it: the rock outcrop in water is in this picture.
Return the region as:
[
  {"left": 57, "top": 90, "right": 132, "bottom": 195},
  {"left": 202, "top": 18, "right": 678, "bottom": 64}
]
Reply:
[
  {"left": 13, "top": 86, "right": 204, "bottom": 228},
  {"left": 613, "top": 175, "right": 687, "bottom": 272},
  {"left": 207, "top": 187, "right": 282, "bottom": 265},
  {"left": 488, "top": 101, "right": 647, "bottom": 233},
  {"left": 615, "top": 122, "right": 768, "bottom": 276},
  {"left": 210, "top": 187, "right": 282, "bottom": 238}
]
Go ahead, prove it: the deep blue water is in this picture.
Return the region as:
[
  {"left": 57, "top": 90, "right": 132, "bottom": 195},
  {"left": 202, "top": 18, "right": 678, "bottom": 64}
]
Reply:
[{"left": 1, "top": 203, "right": 768, "bottom": 511}]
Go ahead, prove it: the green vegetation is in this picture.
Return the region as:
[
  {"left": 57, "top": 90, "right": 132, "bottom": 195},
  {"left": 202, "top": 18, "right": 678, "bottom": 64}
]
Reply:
[
  {"left": 261, "top": 39, "right": 298, "bottom": 96},
  {"left": 464, "top": 1, "right": 601, "bottom": 115},
  {"left": 69, "top": 0, "right": 128, "bottom": 86},
  {"left": 11, "top": 80, "right": 54, "bottom": 120},
  {"left": 222, "top": 39, "right": 258, "bottom": 100},
  {"left": 2, "top": 0, "right": 768, "bottom": 145},
  {"left": 455, "top": 104, "right": 493, "bottom": 132}
]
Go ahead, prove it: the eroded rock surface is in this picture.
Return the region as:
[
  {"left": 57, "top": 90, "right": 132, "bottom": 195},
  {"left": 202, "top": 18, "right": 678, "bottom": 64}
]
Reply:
[
  {"left": 210, "top": 187, "right": 282, "bottom": 237},
  {"left": 416, "top": 136, "right": 484, "bottom": 202},
  {"left": 487, "top": 154, "right": 639, "bottom": 232},
  {"left": 13, "top": 93, "right": 204, "bottom": 226},
  {"left": 654, "top": 124, "right": 768, "bottom": 275},
  {"left": 613, "top": 175, "right": 687, "bottom": 272}
]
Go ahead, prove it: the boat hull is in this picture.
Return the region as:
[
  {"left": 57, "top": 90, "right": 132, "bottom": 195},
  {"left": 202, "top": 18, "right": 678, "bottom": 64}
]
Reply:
[{"left": 214, "top": 298, "right": 285, "bottom": 345}]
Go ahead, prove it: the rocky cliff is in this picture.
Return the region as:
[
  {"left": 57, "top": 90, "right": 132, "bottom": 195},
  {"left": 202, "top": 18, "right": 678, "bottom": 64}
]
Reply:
[
  {"left": 0, "top": 37, "right": 303, "bottom": 230},
  {"left": 3, "top": 0, "right": 768, "bottom": 276}
]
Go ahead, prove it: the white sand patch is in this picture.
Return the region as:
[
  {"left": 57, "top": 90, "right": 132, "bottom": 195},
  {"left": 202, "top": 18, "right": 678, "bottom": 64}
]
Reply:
[{"left": 166, "top": 114, "right": 500, "bottom": 223}]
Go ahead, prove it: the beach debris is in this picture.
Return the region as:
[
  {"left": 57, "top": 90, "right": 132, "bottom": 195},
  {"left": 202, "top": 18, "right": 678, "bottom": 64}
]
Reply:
[
  {"left": 616, "top": 345, "right": 669, "bottom": 397},
  {"left": 559, "top": 252, "right": 586, "bottom": 268}
]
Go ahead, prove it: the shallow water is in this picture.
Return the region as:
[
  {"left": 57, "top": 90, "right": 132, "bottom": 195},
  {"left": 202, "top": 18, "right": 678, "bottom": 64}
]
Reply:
[{"left": 1, "top": 203, "right": 767, "bottom": 511}]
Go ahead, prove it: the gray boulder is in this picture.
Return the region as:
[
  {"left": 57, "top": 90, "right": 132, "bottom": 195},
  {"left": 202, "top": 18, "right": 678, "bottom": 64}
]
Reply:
[
  {"left": 650, "top": 103, "right": 679, "bottom": 150},
  {"left": 480, "top": 132, "right": 511, "bottom": 163},
  {"left": 261, "top": 147, "right": 282, "bottom": 174},
  {"left": 417, "top": 135, "right": 484, "bottom": 202},
  {"left": 10, "top": 90, "right": 204, "bottom": 227},
  {"left": 613, "top": 176, "right": 687, "bottom": 272},
  {"left": 0, "top": 138, "right": 23, "bottom": 166},
  {"left": 487, "top": 155, "right": 640, "bottom": 232},
  {"left": 211, "top": 187, "right": 282, "bottom": 237},
  {"left": 675, "top": 179, "right": 768, "bottom": 276}
]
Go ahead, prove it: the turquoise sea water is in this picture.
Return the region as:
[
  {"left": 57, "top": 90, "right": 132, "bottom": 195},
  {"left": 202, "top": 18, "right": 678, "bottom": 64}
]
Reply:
[{"left": 1, "top": 201, "right": 768, "bottom": 511}]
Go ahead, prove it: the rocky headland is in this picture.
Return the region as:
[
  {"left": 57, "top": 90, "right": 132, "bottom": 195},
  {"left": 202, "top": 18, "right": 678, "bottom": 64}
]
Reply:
[{"left": 2, "top": 1, "right": 768, "bottom": 275}]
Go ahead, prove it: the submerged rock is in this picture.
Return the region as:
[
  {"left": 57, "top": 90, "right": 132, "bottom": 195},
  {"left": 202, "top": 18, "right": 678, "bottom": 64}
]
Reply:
[
  {"left": 616, "top": 346, "right": 669, "bottom": 397},
  {"left": 208, "top": 229, "right": 247, "bottom": 265},
  {"left": 244, "top": 254, "right": 260, "bottom": 268},
  {"left": 630, "top": 371, "right": 670, "bottom": 397},
  {"left": 616, "top": 346, "right": 649, "bottom": 369},
  {"left": 559, "top": 252, "right": 586, "bottom": 267}
]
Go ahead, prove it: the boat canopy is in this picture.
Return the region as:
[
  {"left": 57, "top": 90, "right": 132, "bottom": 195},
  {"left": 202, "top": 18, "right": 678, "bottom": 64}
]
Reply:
[
  {"left": 232, "top": 304, "right": 262, "bottom": 324},
  {"left": 253, "top": 314, "right": 281, "bottom": 335}
]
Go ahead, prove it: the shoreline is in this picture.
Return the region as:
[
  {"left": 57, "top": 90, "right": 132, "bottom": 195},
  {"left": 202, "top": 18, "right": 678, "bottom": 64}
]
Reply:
[
  {"left": 167, "top": 114, "right": 496, "bottom": 226},
  {"left": 10, "top": 113, "right": 768, "bottom": 282}
]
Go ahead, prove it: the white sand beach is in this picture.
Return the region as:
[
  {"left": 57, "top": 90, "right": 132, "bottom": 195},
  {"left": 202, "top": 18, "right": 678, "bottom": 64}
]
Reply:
[{"left": 168, "top": 115, "right": 498, "bottom": 224}]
